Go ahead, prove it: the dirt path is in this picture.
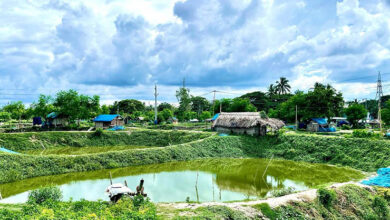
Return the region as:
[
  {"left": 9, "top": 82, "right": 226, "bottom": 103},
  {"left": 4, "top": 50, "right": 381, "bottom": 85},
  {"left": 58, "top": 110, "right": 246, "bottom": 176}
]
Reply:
[{"left": 158, "top": 182, "right": 371, "bottom": 219}]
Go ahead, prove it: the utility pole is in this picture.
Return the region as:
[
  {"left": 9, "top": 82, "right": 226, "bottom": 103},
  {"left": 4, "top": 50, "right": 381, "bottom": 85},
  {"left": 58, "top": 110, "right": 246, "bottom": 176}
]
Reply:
[
  {"left": 376, "top": 71, "right": 384, "bottom": 132},
  {"left": 154, "top": 84, "right": 158, "bottom": 124},
  {"left": 295, "top": 105, "right": 298, "bottom": 130},
  {"left": 212, "top": 90, "right": 217, "bottom": 115}
]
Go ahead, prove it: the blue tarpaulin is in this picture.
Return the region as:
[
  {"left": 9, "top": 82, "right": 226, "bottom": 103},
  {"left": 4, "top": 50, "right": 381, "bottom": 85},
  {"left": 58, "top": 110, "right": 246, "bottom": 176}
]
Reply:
[
  {"left": 312, "top": 118, "right": 328, "bottom": 125},
  {"left": 93, "top": 114, "right": 120, "bottom": 122},
  {"left": 361, "top": 168, "right": 390, "bottom": 187},
  {"left": 211, "top": 113, "right": 220, "bottom": 121},
  {"left": 0, "top": 147, "right": 20, "bottom": 154},
  {"left": 107, "top": 126, "right": 125, "bottom": 131}
]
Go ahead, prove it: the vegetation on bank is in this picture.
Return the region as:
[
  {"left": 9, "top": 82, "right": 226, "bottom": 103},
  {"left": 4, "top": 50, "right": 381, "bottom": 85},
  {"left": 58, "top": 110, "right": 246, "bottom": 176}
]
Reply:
[
  {"left": 253, "top": 185, "right": 390, "bottom": 220},
  {"left": 0, "top": 186, "right": 156, "bottom": 219},
  {"left": 0, "top": 129, "right": 211, "bottom": 152},
  {"left": 0, "top": 131, "right": 389, "bottom": 184}
]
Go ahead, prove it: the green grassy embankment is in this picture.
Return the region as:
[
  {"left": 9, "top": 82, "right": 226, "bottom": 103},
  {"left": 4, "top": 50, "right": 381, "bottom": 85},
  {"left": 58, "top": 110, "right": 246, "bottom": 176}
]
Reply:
[{"left": 0, "top": 132, "right": 389, "bottom": 184}]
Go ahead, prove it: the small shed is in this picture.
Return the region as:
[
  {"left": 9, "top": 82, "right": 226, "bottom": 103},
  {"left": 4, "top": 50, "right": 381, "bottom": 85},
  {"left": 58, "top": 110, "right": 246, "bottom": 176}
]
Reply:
[
  {"left": 307, "top": 118, "right": 336, "bottom": 132},
  {"left": 46, "top": 112, "right": 69, "bottom": 128},
  {"left": 93, "top": 114, "right": 124, "bottom": 129},
  {"left": 212, "top": 112, "right": 284, "bottom": 136},
  {"left": 167, "top": 117, "right": 178, "bottom": 124}
]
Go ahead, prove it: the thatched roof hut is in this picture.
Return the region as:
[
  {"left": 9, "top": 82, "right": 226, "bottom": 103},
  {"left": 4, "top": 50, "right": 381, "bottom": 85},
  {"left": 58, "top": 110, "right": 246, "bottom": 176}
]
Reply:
[{"left": 212, "top": 112, "right": 284, "bottom": 136}]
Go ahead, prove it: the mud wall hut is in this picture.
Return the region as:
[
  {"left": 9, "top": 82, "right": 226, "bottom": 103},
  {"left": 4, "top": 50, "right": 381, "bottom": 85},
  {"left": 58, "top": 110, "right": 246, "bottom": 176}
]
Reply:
[{"left": 212, "top": 112, "right": 285, "bottom": 136}]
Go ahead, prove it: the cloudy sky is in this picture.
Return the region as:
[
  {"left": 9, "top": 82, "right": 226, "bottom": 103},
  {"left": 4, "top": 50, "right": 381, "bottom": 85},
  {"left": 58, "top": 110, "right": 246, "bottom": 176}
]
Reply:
[{"left": 1, "top": 0, "right": 390, "bottom": 106}]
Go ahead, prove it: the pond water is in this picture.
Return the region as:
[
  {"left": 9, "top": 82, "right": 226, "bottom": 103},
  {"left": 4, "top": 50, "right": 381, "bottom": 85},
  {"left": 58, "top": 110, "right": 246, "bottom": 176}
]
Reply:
[{"left": 0, "top": 158, "right": 364, "bottom": 203}]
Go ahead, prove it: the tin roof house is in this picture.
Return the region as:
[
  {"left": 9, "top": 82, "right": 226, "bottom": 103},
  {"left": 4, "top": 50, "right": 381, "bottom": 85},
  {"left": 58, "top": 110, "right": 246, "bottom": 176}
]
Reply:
[{"left": 93, "top": 114, "right": 124, "bottom": 129}]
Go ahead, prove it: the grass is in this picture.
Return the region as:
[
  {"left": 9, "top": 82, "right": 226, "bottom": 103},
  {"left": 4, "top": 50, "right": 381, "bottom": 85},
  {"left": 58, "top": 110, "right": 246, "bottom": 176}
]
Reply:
[
  {"left": 0, "top": 132, "right": 389, "bottom": 184},
  {"left": 252, "top": 184, "right": 390, "bottom": 220},
  {"left": 23, "top": 145, "right": 153, "bottom": 155},
  {"left": 0, "top": 129, "right": 212, "bottom": 151}
]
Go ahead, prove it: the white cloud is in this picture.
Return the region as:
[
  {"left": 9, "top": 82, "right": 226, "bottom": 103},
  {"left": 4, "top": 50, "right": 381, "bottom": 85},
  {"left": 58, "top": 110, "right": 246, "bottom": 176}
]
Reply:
[{"left": 1, "top": 0, "right": 390, "bottom": 105}]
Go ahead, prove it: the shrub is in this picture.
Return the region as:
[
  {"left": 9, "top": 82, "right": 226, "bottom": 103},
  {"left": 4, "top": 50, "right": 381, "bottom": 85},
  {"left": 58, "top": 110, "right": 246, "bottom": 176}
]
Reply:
[
  {"left": 372, "top": 196, "right": 389, "bottom": 218},
  {"left": 28, "top": 186, "right": 62, "bottom": 204},
  {"left": 271, "top": 187, "right": 296, "bottom": 197},
  {"left": 253, "top": 203, "right": 277, "bottom": 220},
  {"left": 352, "top": 129, "right": 381, "bottom": 139},
  {"left": 341, "top": 124, "right": 351, "bottom": 130},
  {"left": 94, "top": 128, "right": 103, "bottom": 137},
  {"left": 318, "top": 188, "right": 336, "bottom": 208}
]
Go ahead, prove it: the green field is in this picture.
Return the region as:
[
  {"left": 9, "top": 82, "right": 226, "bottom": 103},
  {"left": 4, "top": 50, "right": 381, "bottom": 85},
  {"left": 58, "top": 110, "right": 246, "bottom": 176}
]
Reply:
[
  {"left": 22, "top": 145, "right": 153, "bottom": 155},
  {"left": 0, "top": 130, "right": 389, "bottom": 219}
]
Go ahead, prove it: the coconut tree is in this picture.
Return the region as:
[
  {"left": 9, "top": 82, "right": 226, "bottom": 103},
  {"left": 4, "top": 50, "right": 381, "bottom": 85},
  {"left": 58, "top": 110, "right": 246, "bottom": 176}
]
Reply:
[
  {"left": 267, "top": 84, "right": 277, "bottom": 97},
  {"left": 275, "top": 77, "right": 291, "bottom": 95}
]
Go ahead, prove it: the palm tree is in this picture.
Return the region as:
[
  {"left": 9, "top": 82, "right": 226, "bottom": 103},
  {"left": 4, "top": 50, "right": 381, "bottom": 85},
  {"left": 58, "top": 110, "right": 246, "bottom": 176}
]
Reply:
[
  {"left": 267, "top": 84, "right": 277, "bottom": 97},
  {"left": 275, "top": 77, "right": 291, "bottom": 95}
]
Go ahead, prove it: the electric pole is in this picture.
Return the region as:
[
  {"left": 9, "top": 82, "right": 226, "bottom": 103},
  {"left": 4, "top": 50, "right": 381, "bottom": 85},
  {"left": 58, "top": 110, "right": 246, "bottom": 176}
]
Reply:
[
  {"left": 295, "top": 105, "right": 298, "bottom": 130},
  {"left": 154, "top": 84, "right": 158, "bottom": 124},
  {"left": 376, "top": 71, "right": 383, "bottom": 132},
  {"left": 212, "top": 90, "right": 217, "bottom": 115}
]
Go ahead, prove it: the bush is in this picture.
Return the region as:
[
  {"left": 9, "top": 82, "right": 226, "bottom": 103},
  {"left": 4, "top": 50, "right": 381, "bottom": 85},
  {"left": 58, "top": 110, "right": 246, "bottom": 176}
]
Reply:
[
  {"left": 28, "top": 186, "right": 62, "bottom": 204},
  {"left": 318, "top": 188, "right": 336, "bottom": 208},
  {"left": 271, "top": 187, "right": 296, "bottom": 197},
  {"left": 372, "top": 196, "right": 389, "bottom": 218},
  {"left": 341, "top": 124, "right": 351, "bottom": 130},
  {"left": 94, "top": 128, "right": 103, "bottom": 137},
  {"left": 352, "top": 129, "right": 382, "bottom": 139},
  {"left": 253, "top": 203, "right": 277, "bottom": 220}
]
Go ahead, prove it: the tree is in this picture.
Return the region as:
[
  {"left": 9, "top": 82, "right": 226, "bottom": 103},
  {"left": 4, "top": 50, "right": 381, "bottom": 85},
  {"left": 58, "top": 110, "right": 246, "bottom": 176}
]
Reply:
[
  {"left": 345, "top": 104, "right": 367, "bottom": 127},
  {"left": 79, "top": 95, "right": 100, "bottom": 119},
  {"left": 272, "top": 91, "right": 306, "bottom": 122},
  {"left": 228, "top": 98, "right": 257, "bottom": 112},
  {"left": 213, "top": 98, "right": 232, "bottom": 113},
  {"left": 158, "top": 102, "right": 173, "bottom": 111},
  {"left": 159, "top": 108, "right": 173, "bottom": 121},
  {"left": 304, "top": 83, "right": 344, "bottom": 120},
  {"left": 31, "top": 95, "right": 55, "bottom": 118},
  {"left": 0, "top": 112, "right": 11, "bottom": 122},
  {"left": 100, "top": 104, "right": 110, "bottom": 114},
  {"left": 240, "top": 91, "right": 269, "bottom": 111},
  {"left": 275, "top": 77, "right": 291, "bottom": 95},
  {"left": 200, "top": 111, "right": 212, "bottom": 121},
  {"left": 111, "top": 99, "right": 145, "bottom": 115},
  {"left": 3, "top": 101, "right": 25, "bottom": 120},
  {"left": 267, "top": 84, "right": 277, "bottom": 97},
  {"left": 175, "top": 87, "right": 191, "bottom": 120},
  {"left": 190, "top": 96, "right": 210, "bottom": 116},
  {"left": 54, "top": 90, "right": 81, "bottom": 121}
]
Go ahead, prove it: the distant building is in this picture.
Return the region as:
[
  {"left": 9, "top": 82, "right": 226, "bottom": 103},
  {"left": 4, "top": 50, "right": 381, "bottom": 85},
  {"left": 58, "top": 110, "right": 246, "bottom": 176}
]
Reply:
[
  {"left": 212, "top": 112, "right": 284, "bottom": 136},
  {"left": 168, "top": 117, "right": 178, "bottom": 124},
  {"left": 307, "top": 118, "right": 336, "bottom": 132},
  {"left": 93, "top": 114, "right": 124, "bottom": 129},
  {"left": 46, "top": 112, "right": 69, "bottom": 128}
]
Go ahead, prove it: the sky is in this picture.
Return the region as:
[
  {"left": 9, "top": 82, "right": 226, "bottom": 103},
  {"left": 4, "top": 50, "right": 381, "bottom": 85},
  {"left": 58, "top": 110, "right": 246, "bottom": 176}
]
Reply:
[{"left": 1, "top": 0, "right": 390, "bottom": 106}]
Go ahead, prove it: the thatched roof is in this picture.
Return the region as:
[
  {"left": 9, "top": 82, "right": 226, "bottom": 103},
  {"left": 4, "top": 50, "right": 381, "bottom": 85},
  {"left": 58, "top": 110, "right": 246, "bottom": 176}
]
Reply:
[{"left": 212, "top": 112, "right": 285, "bottom": 129}]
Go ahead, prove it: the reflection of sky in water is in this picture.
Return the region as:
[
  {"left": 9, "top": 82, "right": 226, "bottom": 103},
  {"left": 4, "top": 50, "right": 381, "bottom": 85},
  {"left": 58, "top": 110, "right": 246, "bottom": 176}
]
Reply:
[{"left": 2, "top": 171, "right": 308, "bottom": 204}]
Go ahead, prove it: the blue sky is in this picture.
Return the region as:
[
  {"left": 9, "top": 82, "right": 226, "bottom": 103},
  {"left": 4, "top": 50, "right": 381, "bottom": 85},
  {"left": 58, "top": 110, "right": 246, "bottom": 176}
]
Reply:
[{"left": 1, "top": 0, "right": 390, "bottom": 106}]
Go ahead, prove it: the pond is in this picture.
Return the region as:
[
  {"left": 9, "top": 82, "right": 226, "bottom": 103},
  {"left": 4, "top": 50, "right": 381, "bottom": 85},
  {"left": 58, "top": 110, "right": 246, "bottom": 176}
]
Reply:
[{"left": 0, "top": 158, "right": 364, "bottom": 203}]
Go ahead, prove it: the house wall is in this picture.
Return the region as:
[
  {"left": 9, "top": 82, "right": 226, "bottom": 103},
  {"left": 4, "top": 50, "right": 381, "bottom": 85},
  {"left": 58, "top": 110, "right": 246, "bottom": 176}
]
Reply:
[
  {"left": 52, "top": 118, "right": 69, "bottom": 127},
  {"left": 110, "top": 118, "right": 124, "bottom": 126},
  {"left": 307, "top": 122, "right": 319, "bottom": 132},
  {"left": 214, "top": 126, "right": 265, "bottom": 136},
  {"left": 95, "top": 122, "right": 114, "bottom": 129}
]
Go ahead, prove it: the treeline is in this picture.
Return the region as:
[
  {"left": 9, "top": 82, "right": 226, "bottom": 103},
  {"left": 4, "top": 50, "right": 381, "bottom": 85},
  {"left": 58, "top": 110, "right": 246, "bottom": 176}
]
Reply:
[{"left": 0, "top": 77, "right": 387, "bottom": 125}]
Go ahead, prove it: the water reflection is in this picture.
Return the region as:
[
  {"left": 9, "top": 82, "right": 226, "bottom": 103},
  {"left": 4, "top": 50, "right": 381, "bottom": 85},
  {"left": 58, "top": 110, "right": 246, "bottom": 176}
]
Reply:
[{"left": 0, "top": 158, "right": 364, "bottom": 203}]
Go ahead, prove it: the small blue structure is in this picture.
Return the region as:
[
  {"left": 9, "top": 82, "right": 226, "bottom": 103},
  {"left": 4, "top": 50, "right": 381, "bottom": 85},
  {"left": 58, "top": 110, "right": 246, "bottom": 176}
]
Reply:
[
  {"left": 107, "top": 126, "right": 125, "bottom": 131},
  {"left": 307, "top": 118, "right": 336, "bottom": 132},
  {"left": 33, "top": 117, "right": 42, "bottom": 126},
  {"left": 93, "top": 114, "right": 124, "bottom": 129},
  {"left": 362, "top": 168, "right": 390, "bottom": 187},
  {"left": 211, "top": 113, "right": 220, "bottom": 121},
  {"left": 0, "top": 147, "right": 20, "bottom": 154}
]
